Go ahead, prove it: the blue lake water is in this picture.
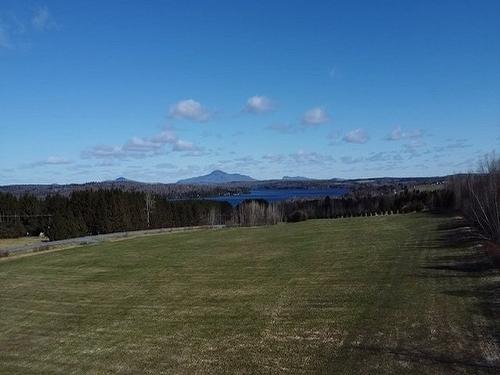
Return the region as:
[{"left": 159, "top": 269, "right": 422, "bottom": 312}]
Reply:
[{"left": 206, "top": 187, "right": 349, "bottom": 206}]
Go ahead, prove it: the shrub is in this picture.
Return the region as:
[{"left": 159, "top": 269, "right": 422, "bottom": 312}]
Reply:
[
  {"left": 449, "top": 153, "right": 500, "bottom": 243},
  {"left": 287, "top": 210, "right": 308, "bottom": 223}
]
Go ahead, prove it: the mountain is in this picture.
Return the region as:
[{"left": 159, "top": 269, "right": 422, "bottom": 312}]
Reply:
[
  {"left": 282, "top": 176, "right": 315, "bottom": 181},
  {"left": 177, "top": 170, "right": 256, "bottom": 184},
  {"left": 115, "top": 177, "right": 132, "bottom": 182}
]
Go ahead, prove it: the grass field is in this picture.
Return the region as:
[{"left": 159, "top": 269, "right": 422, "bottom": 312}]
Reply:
[
  {"left": 0, "top": 214, "right": 499, "bottom": 374},
  {"left": 0, "top": 236, "right": 42, "bottom": 250}
]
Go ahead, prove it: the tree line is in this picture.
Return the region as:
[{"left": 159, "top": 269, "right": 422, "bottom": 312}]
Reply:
[
  {"left": 233, "top": 188, "right": 454, "bottom": 226},
  {"left": 0, "top": 180, "right": 249, "bottom": 200},
  {"left": 0, "top": 190, "right": 233, "bottom": 240},
  {"left": 0, "top": 187, "right": 455, "bottom": 241}
]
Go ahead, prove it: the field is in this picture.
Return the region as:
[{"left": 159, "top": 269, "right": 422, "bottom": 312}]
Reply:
[
  {"left": 0, "top": 213, "right": 499, "bottom": 373},
  {"left": 0, "top": 236, "right": 42, "bottom": 250}
]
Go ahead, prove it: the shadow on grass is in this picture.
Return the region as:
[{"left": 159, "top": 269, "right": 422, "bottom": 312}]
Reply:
[
  {"left": 343, "top": 344, "right": 500, "bottom": 372},
  {"left": 421, "top": 216, "right": 500, "bottom": 362},
  {"left": 436, "top": 219, "right": 483, "bottom": 246},
  {"left": 426, "top": 217, "right": 495, "bottom": 273}
]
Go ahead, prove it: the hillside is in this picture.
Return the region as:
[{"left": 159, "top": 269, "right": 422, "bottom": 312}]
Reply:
[{"left": 0, "top": 214, "right": 498, "bottom": 373}]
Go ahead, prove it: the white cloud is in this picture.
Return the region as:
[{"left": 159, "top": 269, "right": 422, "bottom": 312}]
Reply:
[
  {"left": 44, "top": 156, "right": 71, "bottom": 165},
  {"left": 261, "top": 151, "right": 335, "bottom": 167},
  {"left": 82, "top": 128, "right": 199, "bottom": 160},
  {"left": 123, "top": 137, "right": 163, "bottom": 153},
  {"left": 169, "top": 99, "right": 211, "bottom": 122},
  {"left": 339, "top": 151, "right": 403, "bottom": 165},
  {"left": 245, "top": 95, "right": 274, "bottom": 113},
  {"left": 173, "top": 139, "right": 196, "bottom": 151},
  {"left": 32, "top": 6, "right": 55, "bottom": 31},
  {"left": 386, "top": 126, "right": 422, "bottom": 141},
  {"left": 343, "top": 129, "right": 369, "bottom": 144},
  {"left": 290, "top": 150, "right": 334, "bottom": 165},
  {"left": 262, "top": 153, "right": 286, "bottom": 163},
  {"left": 82, "top": 145, "right": 125, "bottom": 159},
  {"left": 366, "top": 152, "right": 390, "bottom": 162},
  {"left": 302, "top": 107, "right": 330, "bottom": 126},
  {"left": 340, "top": 156, "right": 364, "bottom": 164},
  {"left": 96, "top": 160, "right": 118, "bottom": 167},
  {"left": 23, "top": 156, "right": 72, "bottom": 168},
  {"left": 151, "top": 129, "right": 177, "bottom": 143},
  {"left": 403, "top": 140, "right": 426, "bottom": 157}
]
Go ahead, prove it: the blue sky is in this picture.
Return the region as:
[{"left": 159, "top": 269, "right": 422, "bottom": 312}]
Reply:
[{"left": 1, "top": 0, "right": 499, "bottom": 184}]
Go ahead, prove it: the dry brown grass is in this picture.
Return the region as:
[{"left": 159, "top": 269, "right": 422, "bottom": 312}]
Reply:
[{"left": 0, "top": 237, "right": 42, "bottom": 250}]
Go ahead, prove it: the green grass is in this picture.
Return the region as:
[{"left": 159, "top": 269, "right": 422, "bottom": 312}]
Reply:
[{"left": 0, "top": 213, "right": 499, "bottom": 374}]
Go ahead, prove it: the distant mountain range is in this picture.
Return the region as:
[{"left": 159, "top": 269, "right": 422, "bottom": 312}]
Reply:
[
  {"left": 177, "top": 170, "right": 256, "bottom": 184},
  {"left": 0, "top": 170, "right": 448, "bottom": 198},
  {"left": 176, "top": 171, "right": 322, "bottom": 184}
]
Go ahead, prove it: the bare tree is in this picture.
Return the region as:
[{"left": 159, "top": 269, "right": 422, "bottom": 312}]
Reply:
[
  {"left": 266, "top": 202, "right": 284, "bottom": 225},
  {"left": 232, "top": 200, "right": 285, "bottom": 226},
  {"left": 145, "top": 193, "right": 156, "bottom": 228},
  {"left": 450, "top": 152, "right": 500, "bottom": 243},
  {"left": 207, "top": 207, "right": 221, "bottom": 226}
]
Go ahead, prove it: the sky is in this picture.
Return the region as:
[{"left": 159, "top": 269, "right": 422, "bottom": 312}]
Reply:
[{"left": 1, "top": 0, "right": 499, "bottom": 184}]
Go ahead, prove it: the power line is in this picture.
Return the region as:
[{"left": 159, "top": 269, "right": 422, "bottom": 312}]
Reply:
[
  {"left": 0, "top": 214, "right": 53, "bottom": 218},
  {"left": 0, "top": 214, "right": 53, "bottom": 223}
]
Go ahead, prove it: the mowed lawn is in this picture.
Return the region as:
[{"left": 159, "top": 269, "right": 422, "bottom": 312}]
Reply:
[{"left": 0, "top": 214, "right": 499, "bottom": 374}]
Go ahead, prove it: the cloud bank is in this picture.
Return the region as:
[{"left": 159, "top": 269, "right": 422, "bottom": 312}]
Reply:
[{"left": 82, "top": 129, "right": 200, "bottom": 160}]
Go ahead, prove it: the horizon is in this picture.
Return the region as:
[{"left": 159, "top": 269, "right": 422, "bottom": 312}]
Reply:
[
  {"left": 0, "top": 169, "right": 454, "bottom": 187},
  {"left": 1, "top": 1, "right": 500, "bottom": 184}
]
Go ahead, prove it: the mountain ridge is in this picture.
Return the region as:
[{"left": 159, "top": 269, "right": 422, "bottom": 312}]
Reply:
[{"left": 177, "top": 170, "right": 256, "bottom": 185}]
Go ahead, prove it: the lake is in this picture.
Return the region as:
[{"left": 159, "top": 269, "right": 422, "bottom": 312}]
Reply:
[{"left": 206, "top": 187, "right": 349, "bottom": 206}]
